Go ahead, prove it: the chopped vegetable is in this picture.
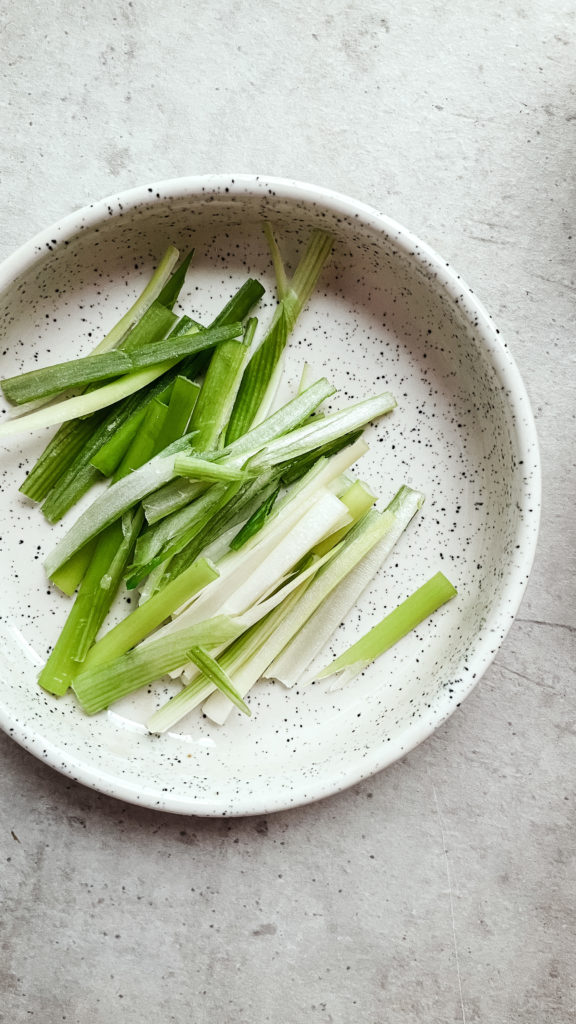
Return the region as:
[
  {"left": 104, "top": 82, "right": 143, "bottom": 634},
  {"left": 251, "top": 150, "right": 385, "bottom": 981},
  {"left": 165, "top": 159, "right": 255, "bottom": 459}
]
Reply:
[{"left": 314, "top": 571, "right": 457, "bottom": 684}]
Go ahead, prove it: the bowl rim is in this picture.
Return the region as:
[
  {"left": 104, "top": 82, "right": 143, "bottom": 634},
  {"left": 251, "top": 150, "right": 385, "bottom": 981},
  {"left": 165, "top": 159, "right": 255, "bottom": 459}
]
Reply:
[{"left": 0, "top": 174, "right": 541, "bottom": 815}]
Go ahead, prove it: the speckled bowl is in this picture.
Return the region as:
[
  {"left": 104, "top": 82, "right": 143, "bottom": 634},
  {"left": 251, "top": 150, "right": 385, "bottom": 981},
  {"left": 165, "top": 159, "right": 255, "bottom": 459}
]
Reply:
[{"left": 0, "top": 175, "right": 540, "bottom": 815}]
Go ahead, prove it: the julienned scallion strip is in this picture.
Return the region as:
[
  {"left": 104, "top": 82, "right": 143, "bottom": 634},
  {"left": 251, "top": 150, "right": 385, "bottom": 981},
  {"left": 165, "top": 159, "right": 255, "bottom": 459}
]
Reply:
[
  {"left": 187, "top": 317, "right": 256, "bottom": 451},
  {"left": 146, "top": 583, "right": 311, "bottom": 734},
  {"left": 39, "top": 328, "right": 193, "bottom": 523},
  {"left": 17, "top": 248, "right": 192, "bottom": 499},
  {"left": 141, "top": 377, "right": 337, "bottom": 524},
  {"left": 43, "top": 435, "right": 194, "bottom": 579},
  {"left": 186, "top": 647, "right": 251, "bottom": 717},
  {"left": 0, "top": 322, "right": 242, "bottom": 410},
  {"left": 90, "top": 245, "right": 180, "bottom": 355},
  {"left": 225, "top": 228, "right": 334, "bottom": 443},
  {"left": 19, "top": 306, "right": 180, "bottom": 503},
  {"left": 147, "top": 508, "right": 394, "bottom": 733},
  {"left": 2, "top": 351, "right": 134, "bottom": 405},
  {"left": 229, "top": 485, "right": 280, "bottom": 550},
  {"left": 80, "top": 558, "right": 219, "bottom": 670},
  {"left": 0, "top": 323, "right": 242, "bottom": 439},
  {"left": 73, "top": 617, "right": 243, "bottom": 715},
  {"left": 88, "top": 317, "right": 202, "bottom": 478},
  {"left": 38, "top": 508, "right": 143, "bottom": 696},
  {"left": 267, "top": 485, "right": 424, "bottom": 689},
  {"left": 199, "top": 509, "right": 397, "bottom": 727},
  {"left": 19, "top": 416, "right": 102, "bottom": 503},
  {"left": 315, "top": 572, "right": 457, "bottom": 683}
]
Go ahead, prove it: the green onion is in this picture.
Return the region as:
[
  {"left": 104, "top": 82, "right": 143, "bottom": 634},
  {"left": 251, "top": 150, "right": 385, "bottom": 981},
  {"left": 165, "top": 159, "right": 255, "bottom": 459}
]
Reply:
[
  {"left": 49, "top": 539, "right": 98, "bottom": 595},
  {"left": 188, "top": 318, "right": 256, "bottom": 451},
  {"left": 19, "top": 415, "right": 106, "bottom": 503},
  {"left": 0, "top": 323, "right": 240, "bottom": 439},
  {"left": 112, "top": 398, "right": 169, "bottom": 481},
  {"left": 126, "top": 481, "right": 244, "bottom": 589},
  {"left": 186, "top": 646, "right": 251, "bottom": 717},
  {"left": 229, "top": 485, "right": 280, "bottom": 550},
  {"left": 89, "top": 317, "right": 201, "bottom": 478},
  {"left": 19, "top": 251, "right": 184, "bottom": 495},
  {"left": 2, "top": 351, "right": 134, "bottom": 406},
  {"left": 141, "top": 378, "right": 336, "bottom": 525},
  {"left": 266, "top": 485, "right": 424, "bottom": 688},
  {"left": 243, "top": 392, "right": 396, "bottom": 472},
  {"left": 112, "top": 302, "right": 178, "bottom": 354},
  {"left": 225, "top": 228, "right": 333, "bottom": 443},
  {"left": 73, "top": 615, "right": 243, "bottom": 715},
  {"left": 80, "top": 557, "right": 219, "bottom": 669},
  {"left": 209, "top": 278, "right": 265, "bottom": 328},
  {"left": 152, "top": 376, "right": 200, "bottom": 455},
  {"left": 90, "top": 245, "right": 180, "bottom": 355},
  {"left": 315, "top": 572, "right": 457, "bottom": 683},
  {"left": 146, "top": 579, "right": 315, "bottom": 734},
  {"left": 43, "top": 436, "right": 195, "bottom": 578},
  {"left": 155, "top": 250, "right": 195, "bottom": 310},
  {"left": 126, "top": 322, "right": 242, "bottom": 368},
  {"left": 38, "top": 508, "right": 142, "bottom": 695}
]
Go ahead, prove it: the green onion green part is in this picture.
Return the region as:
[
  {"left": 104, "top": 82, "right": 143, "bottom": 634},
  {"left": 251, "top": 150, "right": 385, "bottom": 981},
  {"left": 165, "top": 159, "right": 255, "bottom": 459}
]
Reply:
[{"left": 316, "top": 571, "right": 457, "bottom": 681}]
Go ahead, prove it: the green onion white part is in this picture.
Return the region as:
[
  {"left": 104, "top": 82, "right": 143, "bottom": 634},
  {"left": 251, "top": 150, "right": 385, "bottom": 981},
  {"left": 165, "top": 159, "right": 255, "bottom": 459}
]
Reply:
[
  {"left": 201, "top": 509, "right": 396, "bottom": 725},
  {"left": 266, "top": 485, "right": 425, "bottom": 689}
]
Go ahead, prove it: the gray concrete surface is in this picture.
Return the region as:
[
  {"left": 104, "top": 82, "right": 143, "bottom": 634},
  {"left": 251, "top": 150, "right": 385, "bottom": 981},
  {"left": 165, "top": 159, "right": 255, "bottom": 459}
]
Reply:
[{"left": 1, "top": 1, "right": 575, "bottom": 1021}]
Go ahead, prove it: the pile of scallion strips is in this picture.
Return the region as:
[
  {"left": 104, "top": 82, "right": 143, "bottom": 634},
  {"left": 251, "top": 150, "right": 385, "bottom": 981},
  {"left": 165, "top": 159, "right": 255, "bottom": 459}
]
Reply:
[{"left": 0, "top": 226, "right": 456, "bottom": 732}]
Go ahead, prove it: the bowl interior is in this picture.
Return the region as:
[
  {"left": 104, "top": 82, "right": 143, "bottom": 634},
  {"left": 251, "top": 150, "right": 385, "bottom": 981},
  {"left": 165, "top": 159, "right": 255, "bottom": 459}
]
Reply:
[{"left": 0, "top": 181, "right": 539, "bottom": 814}]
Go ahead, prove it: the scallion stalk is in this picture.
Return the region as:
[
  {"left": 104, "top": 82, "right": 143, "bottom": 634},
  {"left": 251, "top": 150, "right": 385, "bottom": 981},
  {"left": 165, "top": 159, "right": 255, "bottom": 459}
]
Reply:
[
  {"left": 225, "top": 228, "right": 333, "bottom": 443},
  {"left": 186, "top": 646, "right": 251, "bottom": 716},
  {"left": 80, "top": 557, "right": 219, "bottom": 669},
  {"left": 315, "top": 572, "right": 457, "bottom": 683},
  {"left": 73, "top": 615, "right": 243, "bottom": 715}
]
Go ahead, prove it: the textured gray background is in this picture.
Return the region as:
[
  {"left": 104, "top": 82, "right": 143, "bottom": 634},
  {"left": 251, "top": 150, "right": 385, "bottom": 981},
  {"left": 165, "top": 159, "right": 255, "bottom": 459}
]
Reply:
[{"left": 1, "top": 1, "right": 575, "bottom": 1021}]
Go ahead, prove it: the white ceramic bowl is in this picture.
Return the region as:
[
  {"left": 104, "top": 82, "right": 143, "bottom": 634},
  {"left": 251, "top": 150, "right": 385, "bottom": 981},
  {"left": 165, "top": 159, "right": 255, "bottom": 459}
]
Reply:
[{"left": 0, "top": 175, "right": 540, "bottom": 815}]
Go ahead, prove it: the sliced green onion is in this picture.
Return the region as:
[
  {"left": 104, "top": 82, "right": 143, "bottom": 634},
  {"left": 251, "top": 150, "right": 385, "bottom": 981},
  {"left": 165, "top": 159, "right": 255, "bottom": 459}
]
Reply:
[
  {"left": 226, "top": 229, "right": 333, "bottom": 442},
  {"left": 89, "top": 317, "right": 201, "bottom": 478},
  {"left": 315, "top": 572, "right": 457, "bottom": 683},
  {"left": 73, "top": 615, "right": 243, "bottom": 715},
  {"left": 126, "top": 322, "right": 242, "bottom": 369},
  {"left": 0, "top": 323, "right": 239, "bottom": 439},
  {"left": 19, "top": 252, "right": 183, "bottom": 494},
  {"left": 113, "top": 302, "right": 178, "bottom": 355},
  {"left": 38, "top": 509, "right": 142, "bottom": 695},
  {"left": 186, "top": 646, "right": 251, "bottom": 717},
  {"left": 208, "top": 279, "right": 265, "bottom": 328},
  {"left": 152, "top": 376, "right": 200, "bottom": 455},
  {"left": 81, "top": 557, "right": 219, "bottom": 669},
  {"left": 90, "top": 245, "right": 180, "bottom": 355},
  {"left": 49, "top": 539, "right": 98, "bottom": 595},
  {"left": 201, "top": 510, "right": 396, "bottom": 725},
  {"left": 155, "top": 249, "right": 195, "bottom": 310},
  {"left": 146, "top": 579, "right": 314, "bottom": 734},
  {"left": 188, "top": 318, "right": 255, "bottom": 451},
  {"left": 141, "top": 378, "right": 336, "bottom": 525},
  {"left": 2, "top": 351, "right": 134, "bottom": 406},
  {"left": 267, "top": 485, "right": 424, "bottom": 688},
  {"left": 173, "top": 455, "right": 250, "bottom": 483},
  {"left": 229, "top": 485, "right": 280, "bottom": 550},
  {"left": 112, "top": 398, "right": 169, "bottom": 481},
  {"left": 43, "top": 436, "right": 194, "bottom": 578},
  {"left": 243, "top": 392, "right": 396, "bottom": 472},
  {"left": 126, "top": 481, "right": 244, "bottom": 589}
]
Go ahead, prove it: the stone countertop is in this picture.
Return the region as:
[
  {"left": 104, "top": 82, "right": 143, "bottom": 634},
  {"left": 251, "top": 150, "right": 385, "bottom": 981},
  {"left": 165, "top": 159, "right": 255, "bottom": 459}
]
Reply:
[{"left": 1, "top": 2, "right": 574, "bottom": 1022}]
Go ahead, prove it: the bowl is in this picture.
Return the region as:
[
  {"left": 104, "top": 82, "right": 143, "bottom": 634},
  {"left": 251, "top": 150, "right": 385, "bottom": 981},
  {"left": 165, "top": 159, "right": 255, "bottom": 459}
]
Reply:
[{"left": 0, "top": 175, "right": 540, "bottom": 815}]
